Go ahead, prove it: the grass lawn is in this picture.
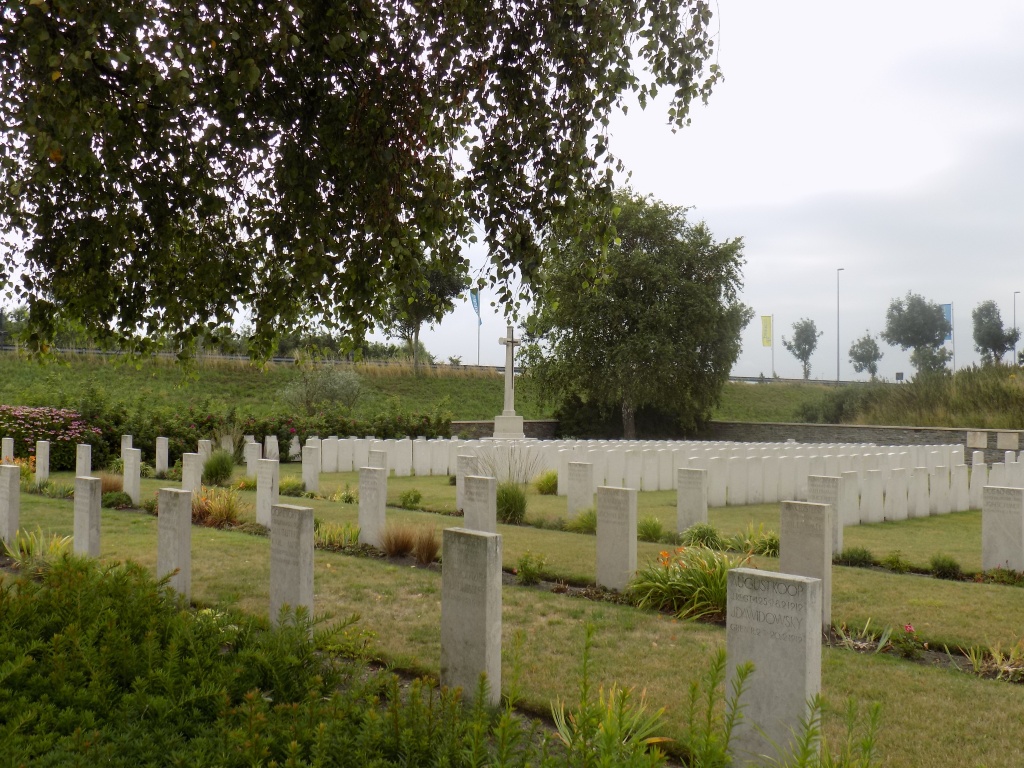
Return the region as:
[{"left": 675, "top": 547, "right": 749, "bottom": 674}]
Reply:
[{"left": 10, "top": 468, "right": 1024, "bottom": 767}]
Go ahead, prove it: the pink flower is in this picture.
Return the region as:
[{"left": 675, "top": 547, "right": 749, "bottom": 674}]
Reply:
[{"left": 904, "top": 624, "right": 914, "bottom": 633}]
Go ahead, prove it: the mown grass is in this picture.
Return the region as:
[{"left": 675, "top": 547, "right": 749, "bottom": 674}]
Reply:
[
  {"left": 0, "top": 350, "right": 553, "bottom": 420},
  {"left": 711, "top": 381, "right": 835, "bottom": 423},
  {"left": 11, "top": 486, "right": 1024, "bottom": 768}
]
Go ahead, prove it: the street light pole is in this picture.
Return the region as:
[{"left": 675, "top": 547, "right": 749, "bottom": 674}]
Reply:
[
  {"left": 837, "top": 268, "right": 844, "bottom": 383},
  {"left": 1015, "top": 291, "right": 1020, "bottom": 364}
]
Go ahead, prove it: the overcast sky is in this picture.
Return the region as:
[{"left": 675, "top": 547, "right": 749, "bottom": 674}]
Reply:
[{"left": 411, "top": 0, "right": 1024, "bottom": 380}]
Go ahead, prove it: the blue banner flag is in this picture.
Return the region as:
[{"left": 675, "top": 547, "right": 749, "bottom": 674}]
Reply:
[
  {"left": 470, "top": 288, "right": 482, "bottom": 326},
  {"left": 941, "top": 303, "right": 952, "bottom": 342}
]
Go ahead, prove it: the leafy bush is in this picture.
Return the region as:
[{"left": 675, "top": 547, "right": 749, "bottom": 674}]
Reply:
[
  {"left": 629, "top": 546, "right": 749, "bottom": 621},
  {"left": 413, "top": 526, "right": 440, "bottom": 566},
  {"left": 0, "top": 405, "right": 102, "bottom": 470},
  {"left": 679, "top": 522, "right": 723, "bottom": 550},
  {"left": 515, "top": 551, "right": 547, "bottom": 585},
  {"left": 202, "top": 448, "right": 235, "bottom": 486},
  {"left": 534, "top": 469, "right": 559, "bottom": 495},
  {"left": 637, "top": 515, "right": 665, "bottom": 543},
  {"left": 835, "top": 546, "right": 878, "bottom": 568},
  {"left": 284, "top": 366, "right": 363, "bottom": 415},
  {"left": 565, "top": 507, "right": 597, "bottom": 535},
  {"left": 930, "top": 553, "right": 963, "bottom": 580},
  {"left": 279, "top": 477, "right": 306, "bottom": 497},
  {"left": 101, "top": 491, "right": 134, "bottom": 509},
  {"left": 191, "top": 487, "right": 248, "bottom": 528},
  {"left": 881, "top": 550, "right": 913, "bottom": 574},
  {"left": 381, "top": 523, "right": 417, "bottom": 557},
  {"left": 496, "top": 481, "right": 528, "bottom": 525},
  {"left": 399, "top": 488, "right": 423, "bottom": 509}
]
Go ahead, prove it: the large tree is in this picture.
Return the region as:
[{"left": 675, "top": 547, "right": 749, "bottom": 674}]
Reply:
[
  {"left": 0, "top": 1, "right": 721, "bottom": 359},
  {"left": 880, "top": 292, "right": 952, "bottom": 375},
  {"left": 781, "top": 318, "right": 822, "bottom": 380},
  {"left": 384, "top": 257, "right": 469, "bottom": 372},
  {"left": 972, "top": 300, "right": 1020, "bottom": 365},
  {"left": 523, "top": 189, "right": 752, "bottom": 439},
  {"left": 848, "top": 332, "right": 883, "bottom": 379}
]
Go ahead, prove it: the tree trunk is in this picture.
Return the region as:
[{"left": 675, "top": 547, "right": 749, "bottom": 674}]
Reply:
[
  {"left": 622, "top": 400, "right": 636, "bottom": 440},
  {"left": 412, "top": 325, "right": 420, "bottom": 374}
]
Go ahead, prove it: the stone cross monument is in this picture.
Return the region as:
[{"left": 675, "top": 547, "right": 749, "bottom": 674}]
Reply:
[{"left": 493, "top": 324, "right": 525, "bottom": 439}]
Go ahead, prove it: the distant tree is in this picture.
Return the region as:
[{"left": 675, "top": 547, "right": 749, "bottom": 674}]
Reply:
[
  {"left": 782, "top": 318, "right": 822, "bottom": 379},
  {"left": 524, "top": 189, "right": 753, "bottom": 439},
  {"left": 880, "top": 292, "right": 951, "bottom": 375},
  {"left": 284, "top": 364, "right": 362, "bottom": 416},
  {"left": 848, "top": 332, "right": 883, "bottom": 379},
  {"left": 385, "top": 258, "right": 469, "bottom": 373},
  {"left": 972, "top": 300, "right": 1020, "bottom": 365}
]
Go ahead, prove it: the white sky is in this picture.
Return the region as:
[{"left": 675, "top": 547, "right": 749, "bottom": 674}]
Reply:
[{"left": 409, "top": 0, "right": 1024, "bottom": 380}]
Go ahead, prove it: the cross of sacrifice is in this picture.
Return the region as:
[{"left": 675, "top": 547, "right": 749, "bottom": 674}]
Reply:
[{"left": 498, "top": 324, "right": 520, "bottom": 416}]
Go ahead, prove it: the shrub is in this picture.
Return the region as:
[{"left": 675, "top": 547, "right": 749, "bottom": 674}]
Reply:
[
  {"left": 142, "top": 495, "right": 159, "bottom": 515},
  {"left": 679, "top": 522, "right": 723, "bottom": 550},
  {"left": 629, "top": 547, "right": 750, "bottom": 621},
  {"left": 279, "top": 478, "right": 306, "bottom": 497},
  {"left": 99, "top": 472, "right": 123, "bottom": 494},
  {"left": 329, "top": 484, "right": 357, "bottom": 504},
  {"left": 637, "top": 515, "right": 665, "bottom": 543},
  {"left": 381, "top": 523, "right": 417, "bottom": 557},
  {"left": 515, "top": 551, "right": 547, "bottom": 585},
  {"left": 106, "top": 457, "right": 124, "bottom": 474},
  {"left": 235, "top": 475, "right": 257, "bottom": 491},
  {"left": 881, "top": 550, "right": 912, "bottom": 574},
  {"left": 835, "top": 546, "right": 878, "bottom": 568},
  {"left": 496, "top": 481, "right": 528, "bottom": 525},
  {"left": 192, "top": 487, "right": 248, "bottom": 528},
  {"left": 203, "top": 449, "right": 235, "bottom": 486},
  {"left": 565, "top": 507, "right": 597, "bottom": 535},
  {"left": 930, "top": 553, "right": 963, "bottom": 580},
  {"left": 102, "top": 491, "right": 134, "bottom": 509},
  {"left": 0, "top": 405, "right": 102, "bottom": 470},
  {"left": 412, "top": 526, "right": 440, "bottom": 566},
  {"left": 534, "top": 469, "right": 559, "bottom": 495},
  {"left": 2, "top": 526, "right": 73, "bottom": 571},
  {"left": 399, "top": 488, "right": 423, "bottom": 510}
]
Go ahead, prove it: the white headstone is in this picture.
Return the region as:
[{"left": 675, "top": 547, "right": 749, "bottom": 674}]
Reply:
[
  {"left": 860, "top": 470, "right": 884, "bottom": 524},
  {"left": 182, "top": 453, "right": 203, "bottom": 497},
  {"left": 780, "top": 501, "right": 832, "bottom": 630},
  {"left": 908, "top": 467, "right": 930, "bottom": 518},
  {"left": 244, "top": 441, "right": 262, "bottom": 477},
  {"left": 951, "top": 464, "right": 970, "bottom": 512},
  {"left": 982, "top": 486, "right": 1024, "bottom": 571},
  {"left": 269, "top": 504, "right": 315, "bottom": 629},
  {"left": 727, "top": 457, "right": 748, "bottom": 506},
  {"left": 884, "top": 468, "right": 909, "bottom": 522},
  {"left": 0, "top": 464, "right": 20, "bottom": 546},
  {"left": 121, "top": 434, "right": 133, "bottom": 459},
  {"left": 157, "top": 488, "right": 193, "bottom": 600},
  {"left": 123, "top": 447, "right": 142, "bottom": 506},
  {"left": 358, "top": 467, "right": 387, "bottom": 547},
  {"left": 463, "top": 475, "right": 497, "bottom": 533},
  {"left": 567, "top": 462, "right": 595, "bottom": 518},
  {"left": 155, "top": 436, "right": 169, "bottom": 475},
  {"left": 321, "top": 436, "right": 339, "bottom": 473},
  {"left": 73, "top": 476, "right": 102, "bottom": 557},
  {"left": 596, "top": 486, "right": 637, "bottom": 592},
  {"left": 641, "top": 450, "right": 659, "bottom": 492},
  {"left": 35, "top": 440, "right": 49, "bottom": 485},
  {"left": 338, "top": 438, "right": 355, "bottom": 473},
  {"left": 301, "top": 445, "right": 320, "bottom": 494},
  {"left": 256, "top": 458, "right": 280, "bottom": 528},
  {"left": 198, "top": 439, "right": 213, "bottom": 463},
  {"left": 838, "top": 471, "right": 860, "bottom": 527},
  {"left": 676, "top": 468, "right": 708, "bottom": 532},
  {"left": 707, "top": 456, "right": 728, "bottom": 508},
  {"left": 440, "top": 528, "right": 502, "bottom": 706},
  {"left": 806, "top": 475, "right": 842, "bottom": 554},
  {"left": 368, "top": 449, "right": 388, "bottom": 471},
  {"left": 969, "top": 459, "right": 988, "bottom": 510},
  {"left": 264, "top": 434, "right": 280, "bottom": 461},
  {"left": 76, "top": 444, "right": 91, "bottom": 477},
  {"left": 727, "top": 569, "right": 821, "bottom": 765},
  {"left": 1, "top": 437, "right": 14, "bottom": 462}
]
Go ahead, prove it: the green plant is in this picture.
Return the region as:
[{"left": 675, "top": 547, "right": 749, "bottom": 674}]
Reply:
[
  {"left": 515, "top": 551, "right": 547, "bottom": 586},
  {"left": 279, "top": 477, "right": 306, "bottom": 497},
  {"left": 832, "top": 619, "right": 891, "bottom": 654},
  {"left": 140, "top": 461, "right": 155, "bottom": 478},
  {"left": 496, "top": 480, "right": 528, "bottom": 525},
  {"left": 99, "top": 472, "right": 123, "bottom": 494},
  {"left": 534, "top": 469, "right": 559, "bottom": 495},
  {"left": 107, "top": 456, "right": 124, "bottom": 474},
  {"left": 891, "top": 623, "right": 925, "bottom": 660},
  {"left": 881, "top": 550, "right": 912, "bottom": 574},
  {"left": 629, "top": 547, "right": 749, "bottom": 622},
  {"left": 2, "top": 526, "right": 73, "bottom": 570},
  {"left": 677, "top": 648, "right": 751, "bottom": 765},
  {"left": 234, "top": 475, "right": 257, "bottom": 491},
  {"left": 329, "top": 483, "right": 357, "bottom": 504},
  {"left": 381, "top": 523, "right": 417, "bottom": 557},
  {"left": 315, "top": 522, "right": 361, "bottom": 550},
  {"left": 399, "top": 488, "right": 423, "bottom": 509},
  {"left": 679, "top": 522, "right": 723, "bottom": 550},
  {"left": 835, "top": 546, "right": 878, "bottom": 568},
  {"left": 141, "top": 495, "right": 159, "bottom": 515},
  {"left": 637, "top": 515, "right": 665, "bottom": 543},
  {"left": 40, "top": 481, "right": 75, "bottom": 500},
  {"left": 0, "top": 405, "right": 101, "bottom": 469},
  {"left": 412, "top": 526, "right": 440, "bottom": 566},
  {"left": 202, "top": 448, "right": 235, "bottom": 486},
  {"left": 101, "top": 490, "right": 134, "bottom": 508},
  {"left": 192, "top": 486, "right": 248, "bottom": 528},
  {"left": 565, "top": 507, "right": 597, "bottom": 534},
  {"left": 930, "top": 553, "right": 963, "bottom": 580},
  {"left": 723, "top": 522, "right": 779, "bottom": 556}
]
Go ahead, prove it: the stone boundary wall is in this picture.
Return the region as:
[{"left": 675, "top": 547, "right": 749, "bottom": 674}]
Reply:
[{"left": 703, "top": 421, "right": 1020, "bottom": 465}]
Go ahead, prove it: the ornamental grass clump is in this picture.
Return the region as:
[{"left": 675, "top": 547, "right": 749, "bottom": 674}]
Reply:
[
  {"left": 723, "top": 522, "right": 779, "bottom": 557},
  {"left": 533, "top": 469, "right": 559, "bottom": 495},
  {"left": 496, "top": 481, "right": 527, "bottom": 525},
  {"left": 565, "top": 506, "right": 597, "bottom": 535},
  {"left": 381, "top": 523, "right": 417, "bottom": 557},
  {"left": 191, "top": 486, "right": 247, "bottom": 528},
  {"left": 628, "top": 546, "right": 750, "bottom": 622},
  {"left": 679, "top": 522, "right": 723, "bottom": 550},
  {"left": 412, "top": 526, "right": 440, "bottom": 566},
  {"left": 202, "top": 449, "right": 235, "bottom": 486}
]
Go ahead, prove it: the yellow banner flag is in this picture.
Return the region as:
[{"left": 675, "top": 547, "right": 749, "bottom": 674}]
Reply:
[{"left": 761, "top": 316, "right": 772, "bottom": 347}]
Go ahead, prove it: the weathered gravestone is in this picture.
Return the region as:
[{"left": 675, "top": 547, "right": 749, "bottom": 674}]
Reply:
[
  {"left": 76, "top": 444, "right": 91, "bottom": 477},
  {"left": 676, "top": 468, "right": 708, "bottom": 532},
  {"left": 455, "top": 454, "right": 479, "bottom": 512},
  {"left": 982, "top": 486, "right": 1024, "bottom": 571},
  {"left": 35, "top": 440, "right": 49, "bottom": 485},
  {"left": 198, "top": 439, "right": 213, "bottom": 463},
  {"left": 182, "top": 453, "right": 203, "bottom": 496},
  {"left": 256, "top": 458, "right": 280, "bottom": 528},
  {"left": 1, "top": 437, "right": 14, "bottom": 461},
  {"left": 301, "top": 445, "right": 320, "bottom": 494},
  {"left": 244, "top": 441, "right": 262, "bottom": 477},
  {"left": 157, "top": 488, "right": 193, "bottom": 600},
  {"left": 123, "top": 447, "right": 142, "bottom": 506},
  {"left": 0, "top": 464, "right": 19, "bottom": 547},
  {"left": 358, "top": 467, "right": 387, "bottom": 547},
  {"left": 321, "top": 436, "right": 339, "bottom": 473},
  {"left": 727, "top": 569, "right": 821, "bottom": 766},
  {"left": 155, "top": 436, "right": 169, "bottom": 475},
  {"left": 463, "top": 475, "right": 497, "bottom": 534},
  {"left": 806, "top": 475, "right": 841, "bottom": 554},
  {"left": 779, "top": 500, "right": 832, "bottom": 630},
  {"left": 74, "top": 476, "right": 102, "bottom": 557},
  {"left": 440, "top": 528, "right": 502, "bottom": 707},
  {"left": 567, "top": 462, "right": 594, "bottom": 518},
  {"left": 264, "top": 434, "right": 280, "bottom": 461},
  {"left": 120, "top": 434, "right": 133, "bottom": 459},
  {"left": 269, "top": 504, "right": 314, "bottom": 629},
  {"left": 596, "top": 486, "right": 637, "bottom": 592},
  {"left": 368, "top": 449, "right": 388, "bottom": 471}
]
